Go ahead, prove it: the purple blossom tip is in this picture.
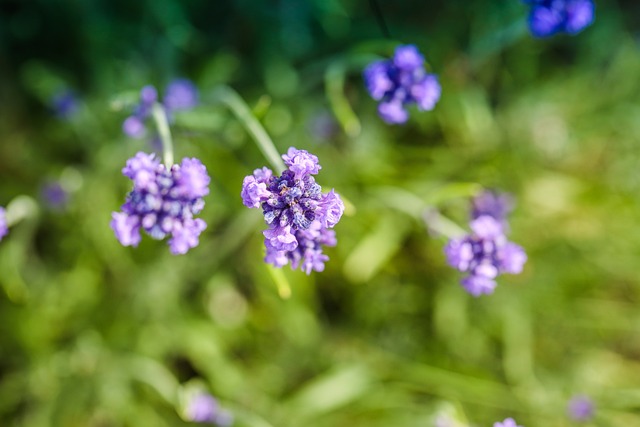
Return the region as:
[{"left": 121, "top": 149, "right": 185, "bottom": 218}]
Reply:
[
  {"left": 493, "top": 418, "right": 522, "bottom": 427},
  {"left": 0, "top": 207, "right": 8, "bottom": 241},
  {"left": 110, "top": 212, "right": 142, "bottom": 247},
  {"left": 122, "top": 115, "right": 147, "bottom": 139},
  {"left": 140, "top": 85, "right": 158, "bottom": 106},
  {"left": 41, "top": 182, "right": 69, "bottom": 209},
  {"left": 526, "top": 0, "right": 595, "bottom": 37},
  {"left": 567, "top": 395, "right": 595, "bottom": 422},
  {"left": 393, "top": 44, "right": 425, "bottom": 70},
  {"left": 113, "top": 152, "right": 209, "bottom": 254},
  {"left": 444, "top": 192, "right": 526, "bottom": 296},
  {"left": 177, "top": 158, "right": 211, "bottom": 199},
  {"left": 185, "top": 392, "right": 232, "bottom": 425},
  {"left": 282, "top": 147, "right": 321, "bottom": 178},
  {"left": 243, "top": 148, "right": 342, "bottom": 273},
  {"left": 51, "top": 90, "right": 79, "bottom": 119},
  {"left": 364, "top": 44, "right": 440, "bottom": 124},
  {"left": 163, "top": 78, "right": 199, "bottom": 112},
  {"left": 472, "top": 190, "right": 514, "bottom": 224}
]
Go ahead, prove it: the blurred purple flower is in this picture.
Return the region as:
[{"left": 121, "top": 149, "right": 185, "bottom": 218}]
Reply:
[
  {"left": 186, "top": 392, "right": 233, "bottom": 426},
  {"left": 0, "top": 207, "right": 8, "bottom": 241},
  {"left": 363, "top": 44, "right": 441, "bottom": 124},
  {"left": 493, "top": 418, "right": 522, "bottom": 427},
  {"left": 51, "top": 90, "right": 79, "bottom": 119},
  {"left": 122, "top": 79, "right": 198, "bottom": 138},
  {"left": 444, "top": 190, "right": 526, "bottom": 296},
  {"left": 567, "top": 395, "right": 595, "bottom": 422},
  {"left": 41, "top": 182, "right": 69, "bottom": 210},
  {"left": 525, "top": 0, "right": 595, "bottom": 37},
  {"left": 241, "top": 147, "right": 344, "bottom": 274},
  {"left": 111, "top": 152, "right": 210, "bottom": 254}
]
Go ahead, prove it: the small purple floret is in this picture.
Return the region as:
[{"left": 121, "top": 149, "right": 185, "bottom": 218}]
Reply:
[
  {"left": 363, "top": 44, "right": 441, "bottom": 124},
  {"left": 567, "top": 395, "right": 595, "bottom": 422},
  {"left": 493, "top": 418, "right": 522, "bottom": 427},
  {"left": 444, "top": 191, "right": 526, "bottom": 296},
  {"left": 122, "top": 79, "right": 198, "bottom": 138},
  {"left": 51, "top": 90, "right": 79, "bottom": 119},
  {"left": 525, "top": 0, "right": 595, "bottom": 38},
  {"left": 111, "top": 152, "right": 209, "bottom": 254},
  {"left": 0, "top": 207, "right": 8, "bottom": 241},
  {"left": 241, "top": 147, "right": 343, "bottom": 274},
  {"left": 185, "top": 392, "right": 233, "bottom": 425}
]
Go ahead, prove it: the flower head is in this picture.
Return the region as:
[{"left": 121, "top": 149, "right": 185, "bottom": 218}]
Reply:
[
  {"left": 493, "top": 418, "right": 522, "bottom": 427},
  {"left": 444, "top": 190, "right": 526, "bottom": 296},
  {"left": 111, "top": 152, "right": 210, "bottom": 254},
  {"left": 524, "top": 0, "right": 595, "bottom": 38},
  {"left": 471, "top": 190, "right": 514, "bottom": 226},
  {"left": 567, "top": 395, "right": 595, "bottom": 422},
  {"left": 363, "top": 44, "right": 441, "bottom": 124},
  {"left": 122, "top": 79, "right": 199, "bottom": 138},
  {"left": 41, "top": 181, "right": 69, "bottom": 210},
  {"left": 51, "top": 89, "right": 79, "bottom": 119},
  {"left": 185, "top": 392, "right": 233, "bottom": 426},
  {"left": 0, "top": 207, "right": 8, "bottom": 241},
  {"left": 241, "top": 147, "right": 344, "bottom": 274}
]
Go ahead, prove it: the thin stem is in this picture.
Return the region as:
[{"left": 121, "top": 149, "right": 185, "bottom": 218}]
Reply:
[
  {"left": 211, "top": 86, "right": 285, "bottom": 172},
  {"left": 151, "top": 103, "right": 174, "bottom": 167},
  {"left": 267, "top": 264, "right": 292, "bottom": 299}
]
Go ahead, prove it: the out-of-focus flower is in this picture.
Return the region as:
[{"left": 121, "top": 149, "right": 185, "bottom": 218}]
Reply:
[
  {"left": 41, "top": 181, "right": 69, "bottom": 210},
  {"left": 51, "top": 89, "right": 79, "bottom": 119},
  {"left": 185, "top": 392, "right": 233, "bottom": 426},
  {"left": 0, "top": 207, "right": 8, "bottom": 241},
  {"left": 241, "top": 147, "right": 344, "bottom": 274},
  {"left": 567, "top": 395, "right": 595, "bottom": 422},
  {"left": 363, "top": 44, "right": 441, "bottom": 124},
  {"left": 444, "top": 191, "right": 526, "bottom": 296},
  {"left": 111, "top": 152, "right": 210, "bottom": 254},
  {"left": 493, "top": 418, "right": 523, "bottom": 427},
  {"left": 524, "top": 0, "right": 595, "bottom": 38},
  {"left": 122, "top": 79, "right": 199, "bottom": 138}
]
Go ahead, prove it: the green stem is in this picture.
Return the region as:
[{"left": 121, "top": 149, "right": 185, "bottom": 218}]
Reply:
[
  {"left": 151, "top": 103, "right": 174, "bottom": 167},
  {"left": 211, "top": 86, "right": 285, "bottom": 172}
]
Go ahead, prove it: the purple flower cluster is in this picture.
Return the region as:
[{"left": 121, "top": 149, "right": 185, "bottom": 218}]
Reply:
[
  {"left": 444, "top": 191, "right": 527, "bottom": 296},
  {"left": 123, "top": 78, "right": 199, "bottom": 138},
  {"left": 524, "top": 0, "right": 595, "bottom": 38},
  {"left": 0, "top": 207, "right": 8, "bottom": 241},
  {"left": 493, "top": 418, "right": 522, "bottom": 427},
  {"left": 363, "top": 44, "right": 441, "bottom": 124},
  {"left": 185, "top": 392, "right": 233, "bottom": 426},
  {"left": 51, "top": 89, "right": 79, "bottom": 119},
  {"left": 567, "top": 395, "right": 595, "bottom": 422},
  {"left": 241, "top": 147, "right": 344, "bottom": 274},
  {"left": 110, "top": 152, "right": 210, "bottom": 254}
]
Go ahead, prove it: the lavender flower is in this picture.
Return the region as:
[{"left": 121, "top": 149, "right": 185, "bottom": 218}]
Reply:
[
  {"left": 122, "top": 79, "right": 199, "bottom": 138},
  {"left": 51, "top": 89, "right": 79, "bottom": 119},
  {"left": 185, "top": 392, "right": 233, "bottom": 426},
  {"left": 524, "top": 0, "right": 595, "bottom": 38},
  {"left": 363, "top": 44, "right": 441, "bottom": 124},
  {"left": 41, "top": 181, "right": 69, "bottom": 210},
  {"left": 241, "top": 147, "right": 344, "bottom": 274},
  {"left": 0, "top": 207, "right": 8, "bottom": 241},
  {"left": 567, "top": 395, "right": 594, "bottom": 422},
  {"left": 471, "top": 190, "right": 514, "bottom": 226},
  {"left": 111, "top": 152, "right": 210, "bottom": 254},
  {"left": 444, "top": 192, "right": 526, "bottom": 296},
  {"left": 493, "top": 418, "right": 522, "bottom": 427}
]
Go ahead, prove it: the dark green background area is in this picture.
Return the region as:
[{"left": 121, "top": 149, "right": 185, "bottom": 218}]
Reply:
[{"left": 1, "top": 1, "right": 639, "bottom": 426}]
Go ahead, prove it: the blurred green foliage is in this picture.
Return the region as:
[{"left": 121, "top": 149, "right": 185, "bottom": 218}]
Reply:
[{"left": 1, "top": 0, "right": 640, "bottom": 426}]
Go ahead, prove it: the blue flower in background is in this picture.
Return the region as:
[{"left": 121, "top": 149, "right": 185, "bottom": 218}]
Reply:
[
  {"left": 524, "top": 0, "right": 595, "bottom": 38},
  {"left": 363, "top": 44, "right": 441, "bottom": 124},
  {"left": 241, "top": 147, "right": 344, "bottom": 274},
  {"left": 567, "top": 395, "right": 595, "bottom": 422},
  {"left": 122, "top": 79, "right": 199, "bottom": 138},
  {"left": 493, "top": 418, "right": 522, "bottom": 427},
  {"left": 111, "top": 152, "right": 210, "bottom": 254},
  {"left": 444, "top": 191, "right": 526, "bottom": 296},
  {"left": 51, "top": 89, "right": 79, "bottom": 119},
  {"left": 185, "top": 392, "right": 233, "bottom": 426},
  {"left": 0, "top": 207, "right": 8, "bottom": 241}
]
